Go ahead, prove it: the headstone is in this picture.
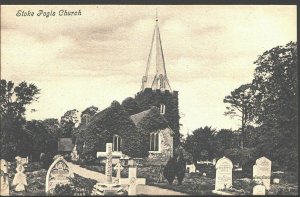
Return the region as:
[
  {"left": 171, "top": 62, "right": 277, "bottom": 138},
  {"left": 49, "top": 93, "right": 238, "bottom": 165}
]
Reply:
[
  {"left": 113, "top": 161, "right": 123, "bottom": 184},
  {"left": 92, "top": 143, "right": 125, "bottom": 195},
  {"left": 186, "top": 164, "right": 196, "bottom": 173},
  {"left": 253, "top": 157, "right": 271, "bottom": 190},
  {"left": 273, "top": 178, "right": 279, "bottom": 184},
  {"left": 15, "top": 156, "right": 28, "bottom": 166},
  {"left": 119, "top": 159, "right": 146, "bottom": 195},
  {"left": 71, "top": 145, "right": 79, "bottom": 161},
  {"left": 214, "top": 156, "right": 233, "bottom": 191},
  {"left": 12, "top": 164, "right": 27, "bottom": 192},
  {"left": 253, "top": 184, "right": 266, "bottom": 195},
  {"left": 0, "top": 159, "right": 9, "bottom": 196},
  {"left": 212, "top": 159, "right": 217, "bottom": 166},
  {"left": 45, "top": 156, "right": 74, "bottom": 194}
]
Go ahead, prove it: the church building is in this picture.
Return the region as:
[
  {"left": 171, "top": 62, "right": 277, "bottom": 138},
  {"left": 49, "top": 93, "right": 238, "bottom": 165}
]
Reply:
[{"left": 74, "top": 15, "right": 180, "bottom": 165}]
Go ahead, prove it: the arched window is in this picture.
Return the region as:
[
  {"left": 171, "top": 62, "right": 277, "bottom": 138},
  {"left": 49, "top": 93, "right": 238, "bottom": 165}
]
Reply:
[
  {"left": 160, "top": 104, "right": 165, "bottom": 115},
  {"left": 113, "top": 135, "right": 122, "bottom": 152},
  {"left": 150, "top": 132, "right": 159, "bottom": 151},
  {"left": 158, "top": 75, "right": 165, "bottom": 89}
]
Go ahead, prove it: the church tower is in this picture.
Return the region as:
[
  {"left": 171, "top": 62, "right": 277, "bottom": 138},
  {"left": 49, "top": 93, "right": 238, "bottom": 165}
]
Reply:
[
  {"left": 141, "top": 13, "right": 172, "bottom": 92},
  {"left": 135, "top": 13, "right": 180, "bottom": 148}
]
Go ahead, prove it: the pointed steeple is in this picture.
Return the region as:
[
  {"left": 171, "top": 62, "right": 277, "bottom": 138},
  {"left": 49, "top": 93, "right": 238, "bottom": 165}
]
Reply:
[{"left": 141, "top": 11, "right": 172, "bottom": 92}]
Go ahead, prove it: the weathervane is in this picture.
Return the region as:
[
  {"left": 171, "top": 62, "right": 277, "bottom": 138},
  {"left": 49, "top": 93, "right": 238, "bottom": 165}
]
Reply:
[{"left": 156, "top": 8, "right": 158, "bottom": 22}]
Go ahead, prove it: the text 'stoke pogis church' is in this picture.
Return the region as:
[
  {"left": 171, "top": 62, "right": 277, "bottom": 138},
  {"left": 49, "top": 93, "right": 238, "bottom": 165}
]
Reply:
[{"left": 75, "top": 16, "right": 180, "bottom": 165}]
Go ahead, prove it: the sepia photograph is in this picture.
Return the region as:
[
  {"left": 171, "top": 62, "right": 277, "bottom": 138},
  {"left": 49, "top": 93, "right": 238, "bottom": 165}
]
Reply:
[{"left": 0, "top": 4, "right": 298, "bottom": 196}]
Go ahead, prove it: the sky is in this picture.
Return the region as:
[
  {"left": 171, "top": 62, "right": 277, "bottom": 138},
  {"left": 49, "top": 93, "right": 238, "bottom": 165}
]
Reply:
[{"left": 1, "top": 5, "right": 297, "bottom": 136}]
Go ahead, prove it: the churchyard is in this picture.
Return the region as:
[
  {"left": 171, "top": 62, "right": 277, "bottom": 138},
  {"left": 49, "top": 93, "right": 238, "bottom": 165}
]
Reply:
[
  {"left": 1, "top": 5, "right": 297, "bottom": 197},
  {"left": 1, "top": 151, "right": 298, "bottom": 196}
]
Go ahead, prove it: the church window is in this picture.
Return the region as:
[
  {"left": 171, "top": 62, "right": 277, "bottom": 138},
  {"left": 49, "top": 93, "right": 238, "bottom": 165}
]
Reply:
[
  {"left": 150, "top": 132, "right": 159, "bottom": 151},
  {"left": 158, "top": 75, "right": 165, "bottom": 89},
  {"left": 113, "top": 135, "right": 122, "bottom": 152},
  {"left": 160, "top": 104, "right": 165, "bottom": 115}
]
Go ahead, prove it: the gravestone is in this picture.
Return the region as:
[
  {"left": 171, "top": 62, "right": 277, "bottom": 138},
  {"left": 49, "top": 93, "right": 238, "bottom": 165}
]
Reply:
[
  {"left": 212, "top": 159, "right": 217, "bottom": 166},
  {"left": 119, "top": 159, "right": 146, "bottom": 195},
  {"left": 0, "top": 159, "right": 9, "bottom": 196},
  {"left": 92, "top": 143, "right": 124, "bottom": 195},
  {"left": 71, "top": 145, "right": 79, "bottom": 161},
  {"left": 45, "top": 156, "right": 74, "bottom": 194},
  {"left": 253, "top": 184, "right": 266, "bottom": 195},
  {"left": 12, "top": 164, "right": 27, "bottom": 192},
  {"left": 113, "top": 161, "right": 123, "bottom": 184},
  {"left": 214, "top": 156, "right": 233, "bottom": 191},
  {"left": 253, "top": 157, "right": 271, "bottom": 190},
  {"left": 186, "top": 164, "right": 196, "bottom": 173}
]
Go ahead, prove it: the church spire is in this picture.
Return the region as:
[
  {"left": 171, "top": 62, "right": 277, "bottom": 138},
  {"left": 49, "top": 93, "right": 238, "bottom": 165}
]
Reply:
[{"left": 141, "top": 11, "right": 172, "bottom": 92}]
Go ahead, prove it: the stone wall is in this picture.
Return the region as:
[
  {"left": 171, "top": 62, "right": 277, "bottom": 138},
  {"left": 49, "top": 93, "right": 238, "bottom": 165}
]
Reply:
[{"left": 146, "top": 127, "right": 173, "bottom": 165}]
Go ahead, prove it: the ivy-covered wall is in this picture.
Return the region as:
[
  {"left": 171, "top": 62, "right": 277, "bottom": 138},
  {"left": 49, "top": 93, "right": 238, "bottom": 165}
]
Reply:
[
  {"left": 75, "top": 101, "right": 148, "bottom": 163},
  {"left": 134, "top": 88, "right": 180, "bottom": 148}
]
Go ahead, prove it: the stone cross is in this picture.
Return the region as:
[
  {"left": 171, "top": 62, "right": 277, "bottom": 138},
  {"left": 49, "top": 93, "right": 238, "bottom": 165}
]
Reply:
[
  {"left": 0, "top": 159, "right": 9, "bottom": 196},
  {"left": 113, "top": 161, "right": 123, "bottom": 183},
  {"left": 119, "top": 159, "right": 146, "bottom": 195},
  {"left": 97, "top": 143, "right": 113, "bottom": 184}
]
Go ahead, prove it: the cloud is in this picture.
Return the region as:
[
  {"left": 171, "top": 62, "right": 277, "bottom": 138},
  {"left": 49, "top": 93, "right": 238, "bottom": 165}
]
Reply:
[{"left": 1, "top": 5, "right": 296, "bottom": 134}]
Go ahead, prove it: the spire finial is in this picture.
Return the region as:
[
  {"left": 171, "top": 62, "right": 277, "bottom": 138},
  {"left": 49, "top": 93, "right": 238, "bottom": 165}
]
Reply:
[{"left": 156, "top": 8, "right": 158, "bottom": 22}]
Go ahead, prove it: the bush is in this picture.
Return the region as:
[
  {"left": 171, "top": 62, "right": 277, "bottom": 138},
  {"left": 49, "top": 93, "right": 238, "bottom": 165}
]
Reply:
[
  {"left": 53, "top": 184, "right": 74, "bottom": 196},
  {"left": 224, "top": 147, "right": 257, "bottom": 173},
  {"left": 175, "top": 153, "right": 186, "bottom": 185},
  {"left": 163, "top": 157, "right": 176, "bottom": 185}
]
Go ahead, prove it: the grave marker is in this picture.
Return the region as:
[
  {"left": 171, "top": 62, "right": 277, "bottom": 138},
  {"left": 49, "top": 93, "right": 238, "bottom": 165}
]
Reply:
[
  {"left": 119, "top": 159, "right": 146, "bottom": 195},
  {"left": 114, "top": 161, "right": 123, "bottom": 184},
  {"left": 253, "top": 157, "right": 271, "bottom": 190},
  {"left": 45, "top": 156, "right": 74, "bottom": 194},
  {"left": 186, "top": 164, "right": 196, "bottom": 173},
  {"left": 0, "top": 159, "right": 9, "bottom": 196},
  {"left": 92, "top": 143, "right": 125, "bottom": 195},
  {"left": 214, "top": 156, "right": 233, "bottom": 191},
  {"left": 12, "top": 164, "right": 27, "bottom": 192},
  {"left": 253, "top": 184, "right": 266, "bottom": 195}
]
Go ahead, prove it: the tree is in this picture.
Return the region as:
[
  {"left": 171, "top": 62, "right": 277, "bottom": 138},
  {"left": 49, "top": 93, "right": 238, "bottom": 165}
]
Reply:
[
  {"left": 24, "top": 120, "right": 48, "bottom": 160},
  {"left": 60, "top": 109, "right": 80, "bottom": 138},
  {"left": 213, "top": 129, "right": 235, "bottom": 157},
  {"left": 0, "top": 80, "right": 40, "bottom": 160},
  {"left": 184, "top": 126, "right": 215, "bottom": 163},
  {"left": 163, "top": 156, "right": 176, "bottom": 185},
  {"left": 251, "top": 41, "right": 298, "bottom": 170},
  {"left": 223, "top": 83, "right": 255, "bottom": 148}
]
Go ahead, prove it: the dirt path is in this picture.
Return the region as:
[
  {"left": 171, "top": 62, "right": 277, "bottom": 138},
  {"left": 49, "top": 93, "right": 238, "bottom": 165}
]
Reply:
[{"left": 67, "top": 162, "right": 187, "bottom": 195}]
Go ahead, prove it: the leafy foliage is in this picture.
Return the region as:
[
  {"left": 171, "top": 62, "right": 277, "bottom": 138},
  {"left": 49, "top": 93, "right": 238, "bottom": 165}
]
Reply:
[
  {"left": 184, "top": 127, "right": 216, "bottom": 163},
  {"left": 163, "top": 157, "right": 176, "bottom": 185},
  {"left": 163, "top": 152, "right": 186, "bottom": 185},
  {"left": 60, "top": 109, "right": 80, "bottom": 138},
  {"left": 53, "top": 184, "right": 74, "bottom": 196},
  {"left": 135, "top": 89, "right": 181, "bottom": 148},
  {"left": 0, "top": 80, "right": 40, "bottom": 161},
  {"left": 76, "top": 101, "right": 145, "bottom": 162},
  {"left": 224, "top": 83, "right": 255, "bottom": 148},
  {"left": 121, "top": 97, "right": 141, "bottom": 115},
  {"left": 251, "top": 41, "right": 298, "bottom": 170}
]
